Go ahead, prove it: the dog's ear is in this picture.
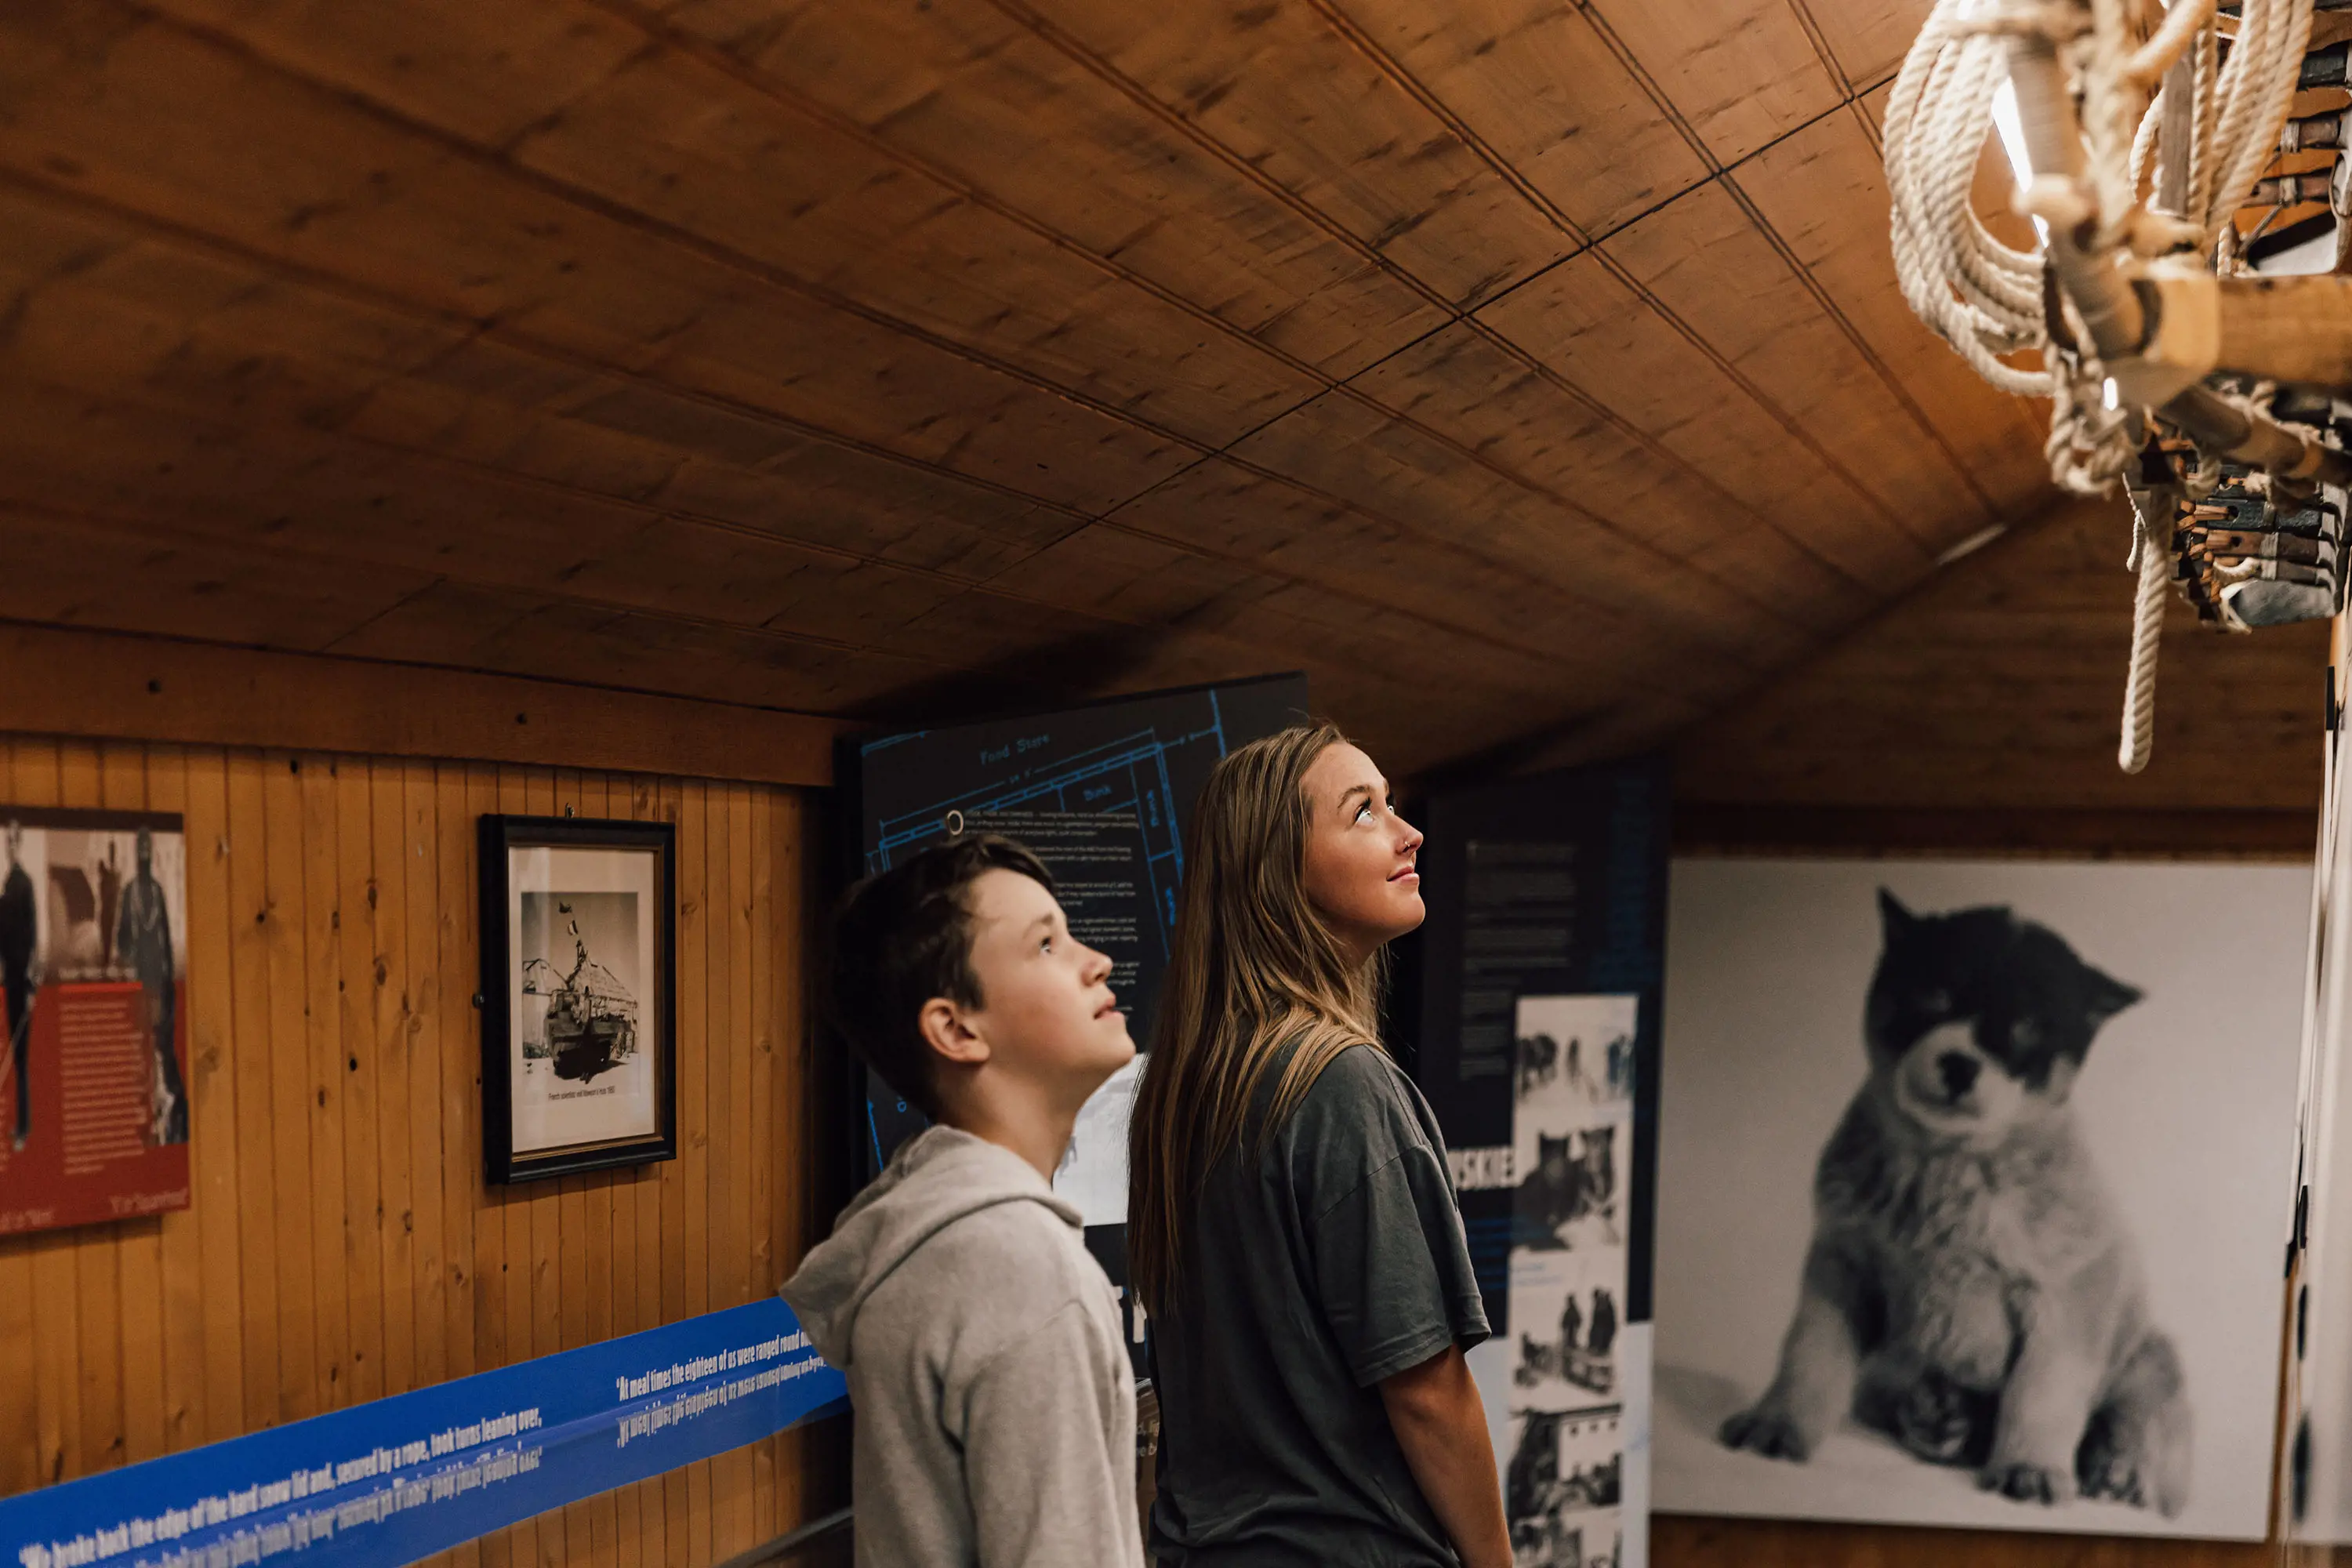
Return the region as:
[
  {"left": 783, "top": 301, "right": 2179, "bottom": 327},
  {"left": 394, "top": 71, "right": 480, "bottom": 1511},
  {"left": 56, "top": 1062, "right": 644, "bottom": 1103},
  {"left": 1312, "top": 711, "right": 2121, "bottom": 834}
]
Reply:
[
  {"left": 1878, "top": 887, "right": 1917, "bottom": 939},
  {"left": 2082, "top": 964, "right": 2143, "bottom": 1029}
]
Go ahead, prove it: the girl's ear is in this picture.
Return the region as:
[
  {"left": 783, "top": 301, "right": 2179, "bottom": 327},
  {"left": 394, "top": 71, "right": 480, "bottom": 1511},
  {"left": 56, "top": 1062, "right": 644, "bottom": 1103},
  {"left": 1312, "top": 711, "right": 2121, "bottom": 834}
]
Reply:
[{"left": 917, "top": 996, "right": 989, "bottom": 1067}]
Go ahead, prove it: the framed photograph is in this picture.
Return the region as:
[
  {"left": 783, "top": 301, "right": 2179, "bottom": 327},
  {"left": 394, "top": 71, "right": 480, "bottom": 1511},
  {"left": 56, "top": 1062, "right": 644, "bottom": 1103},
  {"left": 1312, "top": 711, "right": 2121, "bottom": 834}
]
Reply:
[
  {"left": 478, "top": 815, "right": 676, "bottom": 1184},
  {"left": 0, "top": 807, "right": 193, "bottom": 1235},
  {"left": 1653, "top": 856, "right": 2306, "bottom": 1542}
]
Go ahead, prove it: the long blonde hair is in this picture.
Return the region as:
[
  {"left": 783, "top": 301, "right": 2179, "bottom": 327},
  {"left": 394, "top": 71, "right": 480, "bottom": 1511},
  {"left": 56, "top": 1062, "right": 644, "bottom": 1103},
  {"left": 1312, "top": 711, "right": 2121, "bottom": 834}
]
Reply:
[{"left": 1127, "top": 722, "right": 1385, "bottom": 1320}]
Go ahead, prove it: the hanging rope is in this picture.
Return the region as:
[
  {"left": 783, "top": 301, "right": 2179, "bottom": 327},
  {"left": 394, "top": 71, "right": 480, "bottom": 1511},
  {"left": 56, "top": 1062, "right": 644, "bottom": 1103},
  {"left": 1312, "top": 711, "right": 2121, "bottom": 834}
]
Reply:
[
  {"left": 1886, "top": 0, "right": 2317, "bottom": 774},
  {"left": 2118, "top": 485, "right": 2177, "bottom": 773},
  {"left": 1887, "top": 0, "right": 2314, "bottom": 474},
  {"left": 1886, "top": 12, "right": 2054, "bottom": 399}
]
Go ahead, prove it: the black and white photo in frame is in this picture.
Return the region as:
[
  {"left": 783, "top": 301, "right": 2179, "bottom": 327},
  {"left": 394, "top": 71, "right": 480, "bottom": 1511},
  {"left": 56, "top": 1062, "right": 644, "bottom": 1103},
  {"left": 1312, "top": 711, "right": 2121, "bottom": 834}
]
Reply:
[
  {"left": 1467, "top": 992, "right": 1642, "bottom": 1568},
  {"left": 1652, "top": 858, "right": 2306, "bottom": 1541},
  {"left": 478, "top": 816, "right": 676, "bottom": 1183}
]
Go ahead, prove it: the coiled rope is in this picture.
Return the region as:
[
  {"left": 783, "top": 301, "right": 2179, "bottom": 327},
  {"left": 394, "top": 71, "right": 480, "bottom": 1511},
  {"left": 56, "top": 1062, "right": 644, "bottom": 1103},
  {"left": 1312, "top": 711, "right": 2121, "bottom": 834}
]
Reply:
[{"left": 1886, "top": 0, "right": 2315, "bottom": 772}]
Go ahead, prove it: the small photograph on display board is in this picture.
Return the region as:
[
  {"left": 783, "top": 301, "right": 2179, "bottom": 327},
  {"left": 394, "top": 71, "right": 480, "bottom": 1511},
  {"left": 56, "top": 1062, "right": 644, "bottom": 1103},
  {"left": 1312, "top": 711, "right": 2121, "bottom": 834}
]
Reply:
[
  {"left": 1494, "top": 993, "right": 1637, "bottom": 1567},
  {"left": 1653, "top": 858, "right": 2307, "bottom": 1541},
  {"left": 0, "top": 807, "right": 191, "bottom": 1236},
  {"left": 479, "top": 815, "right": 677, "bottom": 1184}
]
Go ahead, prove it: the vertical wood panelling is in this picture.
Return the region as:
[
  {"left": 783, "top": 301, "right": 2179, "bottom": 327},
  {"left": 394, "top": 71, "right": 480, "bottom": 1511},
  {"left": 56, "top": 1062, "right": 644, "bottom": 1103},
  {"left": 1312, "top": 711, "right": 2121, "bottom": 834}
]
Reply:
[
  {"left": 181, "top": 748, "right": 245, "bottom": 1446},
  {"left": 146, "top": 746, "right": 209, "bottom": 1458},
  {"left": 336, "top": 756, "right": 387, "bottom": 1410},
  {"left": 223, "top": 750, "right": 275, "bottom": 1437},
  {"left": 298, "top": 760, "right": 350, "bottom": 1413},
  {"left": 262, "top": 755, "right": 320, "bottom": 1426},
  {"left": 0, "top": 737, "right": 839, "bottom": 1567}
]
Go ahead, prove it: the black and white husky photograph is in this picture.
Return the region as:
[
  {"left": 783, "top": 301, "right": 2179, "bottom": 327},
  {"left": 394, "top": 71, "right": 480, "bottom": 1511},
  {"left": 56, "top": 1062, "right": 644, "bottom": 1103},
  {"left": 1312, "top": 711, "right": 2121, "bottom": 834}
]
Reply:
[
  {"left": 1469, "top": 992, "right": 1645, "bottom": 1565},
  {"left": 1649, "top": 858, "right": 2305, "bottom": 1541},
  {"left": 1512, "top": 994, "right": 1635, "bottom": 1253}
]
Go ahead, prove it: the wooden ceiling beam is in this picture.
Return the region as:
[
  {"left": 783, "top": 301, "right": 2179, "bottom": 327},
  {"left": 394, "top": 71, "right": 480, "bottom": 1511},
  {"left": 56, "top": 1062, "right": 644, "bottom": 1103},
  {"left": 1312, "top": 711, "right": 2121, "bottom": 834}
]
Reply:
[{"left": 0, "top": 622, "right": 851, "bottom": 788}]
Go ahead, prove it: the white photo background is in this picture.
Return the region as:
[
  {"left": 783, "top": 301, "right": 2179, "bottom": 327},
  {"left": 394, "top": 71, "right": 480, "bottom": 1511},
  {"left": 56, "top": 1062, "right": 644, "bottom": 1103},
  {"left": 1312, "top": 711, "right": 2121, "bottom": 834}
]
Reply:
[
  {"left": 506, "top": 844, "right": 660, "bottom": 1156},
  {"left": 1653, "top": 858, "right": 2307, "bottom": 1541}
]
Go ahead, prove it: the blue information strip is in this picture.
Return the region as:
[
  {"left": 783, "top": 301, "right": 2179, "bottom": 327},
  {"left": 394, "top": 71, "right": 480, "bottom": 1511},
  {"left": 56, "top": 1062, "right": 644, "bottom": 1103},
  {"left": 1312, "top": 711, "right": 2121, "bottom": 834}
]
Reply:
[{"left": 2, "top": 1299, "right": 847, "bottom": 1568}]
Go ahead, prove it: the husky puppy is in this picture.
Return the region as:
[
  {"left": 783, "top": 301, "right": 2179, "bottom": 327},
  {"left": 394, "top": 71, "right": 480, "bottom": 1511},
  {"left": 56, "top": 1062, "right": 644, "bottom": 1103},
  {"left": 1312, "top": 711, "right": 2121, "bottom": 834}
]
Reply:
[
  {"left": 1512, "top": 1125, "right": 1617, "bottom": 1249},
  {"left": 1720, "top": 891, "right": 2190, "bottom": 1515}
]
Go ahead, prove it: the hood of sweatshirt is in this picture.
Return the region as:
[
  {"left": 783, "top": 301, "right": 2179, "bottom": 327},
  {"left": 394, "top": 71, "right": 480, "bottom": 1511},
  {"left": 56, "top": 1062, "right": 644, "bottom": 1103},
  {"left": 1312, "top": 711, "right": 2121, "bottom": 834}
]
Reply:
[{"left": 779, "top": 1124, "right": 1083, "bottom": 1370}]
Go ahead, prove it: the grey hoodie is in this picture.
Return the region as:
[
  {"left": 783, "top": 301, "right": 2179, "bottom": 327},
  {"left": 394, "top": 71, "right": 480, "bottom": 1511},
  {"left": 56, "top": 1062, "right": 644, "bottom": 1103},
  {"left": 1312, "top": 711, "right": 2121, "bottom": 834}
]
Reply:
[{"left": 782, "top": 1125, "right": 1143, "bottom": 1568}]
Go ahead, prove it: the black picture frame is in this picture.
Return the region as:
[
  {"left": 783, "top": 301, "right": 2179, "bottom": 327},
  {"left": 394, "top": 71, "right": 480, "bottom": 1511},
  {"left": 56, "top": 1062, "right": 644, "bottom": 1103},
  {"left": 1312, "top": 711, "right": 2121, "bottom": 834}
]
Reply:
[{"left": 478, "top": 815, "right": 677, "bottom": 1184}]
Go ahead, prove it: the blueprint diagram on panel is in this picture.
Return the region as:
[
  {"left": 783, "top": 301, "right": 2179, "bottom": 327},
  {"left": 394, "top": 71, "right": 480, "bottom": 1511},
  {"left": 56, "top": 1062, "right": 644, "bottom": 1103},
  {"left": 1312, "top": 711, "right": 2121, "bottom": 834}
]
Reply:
[{"left": 848, "top": 674, "right": 1309, "bottom": 1184}]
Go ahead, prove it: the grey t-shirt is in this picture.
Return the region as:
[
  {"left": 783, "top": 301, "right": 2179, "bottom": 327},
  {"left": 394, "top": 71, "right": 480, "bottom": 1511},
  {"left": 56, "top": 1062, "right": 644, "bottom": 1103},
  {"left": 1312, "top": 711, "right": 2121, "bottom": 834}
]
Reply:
[{"left": 1148, "top": 1040, "right": 1490, "bottom": 1566}]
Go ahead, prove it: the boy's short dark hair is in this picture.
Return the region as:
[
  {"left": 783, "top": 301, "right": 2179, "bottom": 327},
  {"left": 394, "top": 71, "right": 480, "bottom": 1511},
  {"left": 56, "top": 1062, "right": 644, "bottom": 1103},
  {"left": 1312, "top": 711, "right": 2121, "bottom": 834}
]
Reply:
[{"left": 827, "top": 833, "right": 1058, "bottom": 1121}]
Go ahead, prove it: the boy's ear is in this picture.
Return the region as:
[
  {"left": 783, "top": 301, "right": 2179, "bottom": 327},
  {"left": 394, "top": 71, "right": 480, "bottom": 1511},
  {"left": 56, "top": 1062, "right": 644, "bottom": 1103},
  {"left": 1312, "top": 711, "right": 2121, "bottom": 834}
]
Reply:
[{"left": 917, "top": 996, "right": 989, "bottom": 1067}]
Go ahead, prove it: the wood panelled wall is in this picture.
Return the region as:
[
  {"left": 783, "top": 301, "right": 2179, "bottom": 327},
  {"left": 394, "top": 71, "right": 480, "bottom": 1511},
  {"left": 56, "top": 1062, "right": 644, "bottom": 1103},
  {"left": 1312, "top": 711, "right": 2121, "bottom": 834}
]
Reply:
[
  {"left": 0, "top": 731, "right": 840, "bottom": 1568},
  {"left": 1675, "top": 495, "right": 2330, "bottom": 824}
]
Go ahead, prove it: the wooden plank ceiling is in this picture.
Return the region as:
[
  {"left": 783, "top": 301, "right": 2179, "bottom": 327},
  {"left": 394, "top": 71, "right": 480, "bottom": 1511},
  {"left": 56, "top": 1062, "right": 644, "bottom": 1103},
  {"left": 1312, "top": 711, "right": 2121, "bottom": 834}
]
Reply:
[{"left": 0, "top": 0, "right": 2067, "bottom": 776}]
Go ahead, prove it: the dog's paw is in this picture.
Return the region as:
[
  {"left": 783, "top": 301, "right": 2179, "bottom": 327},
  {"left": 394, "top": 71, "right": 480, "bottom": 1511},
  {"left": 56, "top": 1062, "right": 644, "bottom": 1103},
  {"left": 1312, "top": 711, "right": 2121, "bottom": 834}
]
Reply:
[
  {"left": 1979, "top": 1461, "right": 2074, "bottom": 1505},
  {"left": 2078, "top": 1444, "right": 2147, "bottom": 1509},
  {"left": 2077, "top": 1417, "right": 2136, "bottom": 1507},
  {"left": 1894, "top": 1373, "right": 1985, "bottom": 1466},
  {"left": 1720, "top": 1406, "right": 1813, "bottom": 1462}
]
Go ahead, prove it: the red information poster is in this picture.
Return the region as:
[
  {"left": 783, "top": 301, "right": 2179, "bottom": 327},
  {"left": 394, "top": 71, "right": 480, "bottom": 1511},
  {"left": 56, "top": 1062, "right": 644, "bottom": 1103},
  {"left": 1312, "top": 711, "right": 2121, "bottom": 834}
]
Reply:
[{"left": 0, "top": 807, "right": 190, "bottom": 1236}]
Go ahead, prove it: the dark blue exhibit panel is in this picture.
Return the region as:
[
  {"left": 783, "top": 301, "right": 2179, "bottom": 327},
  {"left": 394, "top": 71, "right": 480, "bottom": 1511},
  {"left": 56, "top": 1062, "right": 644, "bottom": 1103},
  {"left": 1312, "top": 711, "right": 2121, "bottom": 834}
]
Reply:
[{"left": 2, "top": 1299, "right": 846, "bottom": 1568}]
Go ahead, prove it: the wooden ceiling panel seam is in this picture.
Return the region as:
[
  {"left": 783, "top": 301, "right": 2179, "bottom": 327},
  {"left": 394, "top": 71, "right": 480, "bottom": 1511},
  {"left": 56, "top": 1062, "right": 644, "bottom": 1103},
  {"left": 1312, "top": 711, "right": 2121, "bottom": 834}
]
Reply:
[
  {"left": 576, "top": 0, "right": 1356, "bottom": 416},
  {"left": 5, "top": 492, "right": 1574, "bottom": 728},
  {"left": 114, "top": 0, "right": 1233, "bottom": 470},
  {"left": 0, "top": 0, "right": 2040, "bottom": 769},
  {"left": 1181, "top": 396, "right": 1827, "bottom": 652},
  {"left": 0, "top": 168, "right": 1712, "bottom": 691},
  {"left": 0, "top": 12, "right": 1193, "bottom": 517},
  {"left": 960, "top": 0, "right": 1906, "bottom": 606},
  {"left": 1591, "top": 183, "right": 1989, "bottom": 546},
  {"left": 1780, "top": 0, "right": 1859, "bottom": 99},
  {"left": 556, "top": 0, "right": 1837, "bottom": 634},
  {"left": 0, "top": 495, "right": 958, "bottom": 671},
  {"left": 0, "top": 504, "right": 447, "bottom": 656},
  {"left": 1218, "top": 0, "right": 1937, "bottom": 579},
  {"left": 1289, "top": 0, "right": 1929, "bottom": 583},
  {"left": 42, "top": 4, "right": 1822, "bottom": 659},
  {"left": 996, "top": 0, "right": 1577, "bottom": 307},
  {"left": 1555, "top": 0, "right": 2006, "bottom": 529},
  {"left": 1097, "top": 457, "right": 1810, "bottom": 673},
  {"left": 1726, "top": 110, "right": 2052, "bottom": 470},
  {"left": 9, "top": 362, "right": 1613, "bottom": 697},
  {"left": 4, "top": 348, "right": 1685, "bottom": 715},
  {"left": 652, "top": 0, "right": 1456, "bottom": 381}
]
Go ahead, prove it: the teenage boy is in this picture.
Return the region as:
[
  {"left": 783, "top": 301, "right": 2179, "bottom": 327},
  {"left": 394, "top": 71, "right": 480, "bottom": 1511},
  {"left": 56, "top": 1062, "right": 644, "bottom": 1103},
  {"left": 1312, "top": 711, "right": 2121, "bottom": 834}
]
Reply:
[{"left": 782, "top": 834, "right": 1145, "bottom": 1568}]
